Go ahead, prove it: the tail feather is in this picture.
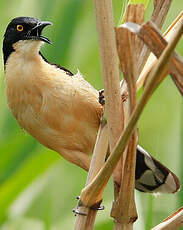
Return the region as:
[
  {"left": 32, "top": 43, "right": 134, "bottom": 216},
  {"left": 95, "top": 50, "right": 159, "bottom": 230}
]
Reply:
[{"left": 135, "top": 145, "right": 180, "bottom": 194}]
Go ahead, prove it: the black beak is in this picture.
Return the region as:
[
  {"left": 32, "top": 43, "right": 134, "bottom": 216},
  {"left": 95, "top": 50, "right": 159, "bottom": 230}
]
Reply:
[{"left": 28, "top": 21, "right": 53, "bottom": 44}]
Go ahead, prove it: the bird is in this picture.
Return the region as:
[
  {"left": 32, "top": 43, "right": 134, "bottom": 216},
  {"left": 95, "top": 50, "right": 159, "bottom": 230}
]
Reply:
[{"left": 3, "top": 16, "right": 180, "bottom": 194}]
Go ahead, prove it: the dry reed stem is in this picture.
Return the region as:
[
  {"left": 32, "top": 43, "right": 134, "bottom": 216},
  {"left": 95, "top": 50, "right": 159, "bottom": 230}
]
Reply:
[
  {"left": 124, "top": 4, "right": 144, "bottom": 76},
  {"left": 137, "top": 21, "right": 183, "bottom": 94},
  {"left": 74, "top": 121, "right": 108, "bottom": 230},
  {"left": 74, "top": 2, "right": 182, "bottom": 229},
  {"left": 112, "top": 4, "right": 144, "bottom": 202},
  {"left": 152, "top": 207, "right": 183, "bottom": 230},
  {"left": 123, "top": 20, "right": 183, "bottom": 95},
  {"left": 120, "top": 0, "right": 173, "bottom": 98},
  {"left": 137, "top": 0, "right": 172, "bottom": 73},
  {"left": 113, "top": 26, "right": 138, "bottom": 229},
  {"left": 93, "top": 0, "right": 124, "bottom": 199},
  {"left": 92, "top": 0, "right": 124, "bottom": 193},
  {"left": 111, "top": 4, "right": 143, "bottom": 229},
  {"left": 93, "top": 0, "right": 123, "bottom": 152},
  {"left": 74, "top": 208, "right": 98, "bottom": 230},
  {"left": 151, "top": 0, "right": 172, "bottom": 28},
  {"left": 137, "top": 11, "right": 183, "bottom": 94},
  {"left": 86, "top": 121, "right": 108, "bottom": 184},
  {"left": 93, "top": 0, "right": 125, "bottom": 203},
  {"left": 79, "top": 10, "right": 183, "bottom": 213},
  {"left": 113, "top": 3, "right": 144, "bottom": 206},
  {"left": 74, "top": 2, "right": 123, "bottom": 230}
]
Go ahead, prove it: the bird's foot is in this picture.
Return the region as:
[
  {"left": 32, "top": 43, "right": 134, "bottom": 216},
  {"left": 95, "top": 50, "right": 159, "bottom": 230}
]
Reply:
[
  {"left": 121, "top": 91, "right": 128, "bottom": 102},
  {"left": 73, "top": 197, "right": 104, "bottom": 216},
  {"left": 99, "top": 89, "right": 128, "bottom": 105},
  {"left": 99, "top": 89, "right": 105, "bottom": 106}
]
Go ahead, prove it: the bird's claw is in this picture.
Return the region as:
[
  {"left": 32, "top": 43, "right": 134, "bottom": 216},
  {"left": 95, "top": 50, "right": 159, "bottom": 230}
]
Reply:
[
  {"left": 73, "top": 196, "right": 87, "bottom": 216},
  {"left": 73, "top": 207, "right": 87, "bottom": 216},
  {"left": 99, "top": 89, "right": 127, "bottom": 105},
  {"left": 121, "top": 91, "right": 128, "bottom": 102},
  {"left": 99, "top": 89, "right": 105, "bottom": 106},
  {"left": 73, "top": 197, "right": 104, "bottom": 216},
  {"left": 91, "top": 204, "right": 105, "bottom": 211}
]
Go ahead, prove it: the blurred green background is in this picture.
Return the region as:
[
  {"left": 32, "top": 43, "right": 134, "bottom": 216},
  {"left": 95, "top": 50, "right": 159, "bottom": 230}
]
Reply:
[{"left": 0, "top": 0, "right": 182, "bottom": 229}]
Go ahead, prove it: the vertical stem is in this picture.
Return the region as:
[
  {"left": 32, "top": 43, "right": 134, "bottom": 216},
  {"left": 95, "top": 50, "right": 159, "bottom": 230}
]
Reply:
[
  {"left": 137, "top": 0, "right": 172, "bottom": 74},
  {"left": 74, "top": 1, "right": 122, "bottom": 229},
  {"left": 74, "top": 208, "right": 98, "bottom": 230},
  {"left": 74, "top": 121, "right": 108, "bottom": 230},
  {"left": 113, "top": 24, "right": 138, "bottom": 230},
  {"left": 94, "top": 0, "right": 124, "bottom": 212},
  {"left": 93, "top": 0, "right": 123, "bottom": 151}
]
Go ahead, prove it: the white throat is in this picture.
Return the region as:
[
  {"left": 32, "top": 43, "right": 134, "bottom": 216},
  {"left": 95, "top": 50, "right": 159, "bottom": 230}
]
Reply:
[
  {"left": 5, "top": 40, "right": 45, "bottom": 85},
  {"left": 12, "top": 40, "right": 44, "bottom": 59}
]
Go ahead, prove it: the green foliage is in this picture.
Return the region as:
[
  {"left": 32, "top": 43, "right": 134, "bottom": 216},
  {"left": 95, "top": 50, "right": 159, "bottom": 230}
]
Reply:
[
  {"left": 0, "top": 0, "right": 182, "bottom": 229},
  {"left": 128, "top": 0, "right": 150, "bottom": 9}
]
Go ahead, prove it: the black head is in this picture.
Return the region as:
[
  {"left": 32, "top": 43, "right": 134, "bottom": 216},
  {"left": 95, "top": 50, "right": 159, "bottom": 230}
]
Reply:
[{"left": 3, "top": 17, "right": 52, "bottom": 65}]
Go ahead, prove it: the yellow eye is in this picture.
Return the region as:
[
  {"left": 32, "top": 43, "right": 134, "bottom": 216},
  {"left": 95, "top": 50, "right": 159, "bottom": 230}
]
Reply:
[{"left": 17, "top": 25, "right": 24, "bottom": 32}]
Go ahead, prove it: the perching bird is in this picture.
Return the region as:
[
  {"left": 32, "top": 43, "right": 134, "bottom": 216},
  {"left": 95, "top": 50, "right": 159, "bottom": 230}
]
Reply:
[{"left": 3, "top": 16, "right": 180, "bottom": 194}]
